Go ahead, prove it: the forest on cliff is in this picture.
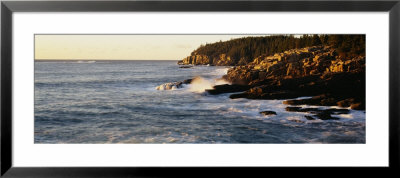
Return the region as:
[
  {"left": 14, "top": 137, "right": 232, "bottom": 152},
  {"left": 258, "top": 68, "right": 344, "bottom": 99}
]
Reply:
[{"left": 190, "top": 34, "right": 365, "bottom": 65}]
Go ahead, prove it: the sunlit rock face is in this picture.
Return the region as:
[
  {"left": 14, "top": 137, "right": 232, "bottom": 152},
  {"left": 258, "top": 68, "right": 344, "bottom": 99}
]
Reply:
[
  {"left": 224, "top": 46, "right": 365, "bottom": 85},
  {"left": 213, "top": 46, "right": 365, "bottom": 110},
  {"left": 179, "top": 53, "right": 236, "bottom": 66}
]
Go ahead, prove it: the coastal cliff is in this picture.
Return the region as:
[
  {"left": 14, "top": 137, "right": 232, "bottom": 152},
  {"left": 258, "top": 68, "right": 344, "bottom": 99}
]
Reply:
[
  {"left": 178, "top": 53, "right": 237, "bottom": 66},
  {"left": 224, "top": 45, "right": 364, "bottom": 84},
  {"left": 177, "top": 35, "right": 366, "bottom": 112},
  {"left": 221, "top": 45, "right": 365, "bottom": 110}
]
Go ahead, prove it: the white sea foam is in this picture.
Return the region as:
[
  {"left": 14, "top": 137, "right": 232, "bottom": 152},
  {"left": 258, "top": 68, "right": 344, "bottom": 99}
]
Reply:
[
  {"left": 187, "top": 67, "right": 230, "bottom": 93},
  {"left": 186, "top": 77, "right": 230, "bottom": 93},
  {"left": 188, "top": 77, "right": 214, "bottom": 93}
]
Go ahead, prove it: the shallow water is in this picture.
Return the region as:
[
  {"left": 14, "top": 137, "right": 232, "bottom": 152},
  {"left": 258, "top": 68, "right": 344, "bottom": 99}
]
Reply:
[{"left": 34, "top": 60, "right": 365, "bottom": 143}]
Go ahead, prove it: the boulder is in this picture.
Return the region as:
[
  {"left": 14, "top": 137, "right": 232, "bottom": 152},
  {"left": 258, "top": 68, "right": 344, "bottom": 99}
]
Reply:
[
  {"left": 206, "top": 84, "right": 251, "bottom": 95},
  {"left": 337, "top": 98, "right": 355, "bottom": 107},
  {"left": 260, "top": 111, "right": 277, "bottom": 116},
  {"left": 304, "top": 115, "right": 316, "bottom": 120},
  {"left": 350, "top": 102, "right": 365, "bottom": 110},
  {"left": 177, "top": 60, "right": 184, "bottom": 65},
  {"left": 156, "top": 78, "right": 193, "bottom": 90}
]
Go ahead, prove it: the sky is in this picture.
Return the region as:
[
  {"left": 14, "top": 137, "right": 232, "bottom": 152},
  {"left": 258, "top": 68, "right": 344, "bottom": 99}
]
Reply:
[{"left": 35, "top": 35, "right": 269, "bottom": 60}]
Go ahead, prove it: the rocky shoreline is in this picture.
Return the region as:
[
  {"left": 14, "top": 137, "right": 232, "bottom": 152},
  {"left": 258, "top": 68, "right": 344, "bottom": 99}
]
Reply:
[{"left": 177, "top": 45, "right": 365, "bottom": 120}]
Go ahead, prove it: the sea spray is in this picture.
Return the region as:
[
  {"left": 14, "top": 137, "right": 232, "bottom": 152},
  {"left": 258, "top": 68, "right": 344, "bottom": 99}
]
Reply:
[
  {"left": 188, "top": 76, "right": 231, "bottom": 93},
  {"left": 189, "top": 77, "right": 214, "bottom": 93},
  {"left": 156, "top": 67, "right": 230, "bottom": 91}
]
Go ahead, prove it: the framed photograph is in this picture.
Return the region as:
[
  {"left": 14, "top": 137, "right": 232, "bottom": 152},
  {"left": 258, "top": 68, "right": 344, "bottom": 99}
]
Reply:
[{"left": 1, "top": 0, "right": 399, "bottom": 177}]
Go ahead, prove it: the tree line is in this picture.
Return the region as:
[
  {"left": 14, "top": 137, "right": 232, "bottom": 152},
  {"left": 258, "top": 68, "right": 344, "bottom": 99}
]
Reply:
[{"left": 191, "top": 34, "right": 365, "bottom": 65}]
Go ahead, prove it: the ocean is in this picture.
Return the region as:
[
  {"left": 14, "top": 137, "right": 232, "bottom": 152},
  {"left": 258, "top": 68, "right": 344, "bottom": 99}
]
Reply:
[{"left": 34, "top": 60, "right": 365, "bottom": 143}]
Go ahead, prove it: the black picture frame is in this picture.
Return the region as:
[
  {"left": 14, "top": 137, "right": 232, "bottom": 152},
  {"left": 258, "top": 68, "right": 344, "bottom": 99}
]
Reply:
[{"left": 1, "top": 0, "right": 399, "bottom": 177}]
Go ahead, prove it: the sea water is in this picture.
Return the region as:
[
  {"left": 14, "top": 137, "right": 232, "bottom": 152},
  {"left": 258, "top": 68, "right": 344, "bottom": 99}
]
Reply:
[{"left": 34, "top": 60, "right": 365, "bottom": 143}]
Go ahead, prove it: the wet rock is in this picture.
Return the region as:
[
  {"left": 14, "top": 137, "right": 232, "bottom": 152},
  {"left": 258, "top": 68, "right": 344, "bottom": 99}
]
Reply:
[
  {"left": 324, "top": 108, "right": 350, "bottom": 114},
  {"left": 260, "top": 111, "right": 277, "bottom": 116},
  {"left": 284, "top": 94, "right": 342, "bottom": 106},
  {"left": 177, "top": 60, "right": 184, "bottom": 65},
  {"left": 229, "top": 93, "right": 249, "bottom": 99},
  {"left": 304, "top": 115, "right": 316, "bottom": 120},
  {"left": 182, "top": 79, "right": 193, "bottom": 84},
  {"left": 285, "top": 107, "right": 320, "bottom": 113},
  {"left": 206, "top": 84, "right": 251, "bottom": 95},
  {"left": 156, "top": 78, "right": 193, "bottom": 90},
  {"left": 179, "top": 65, "right": 193, "bottom": 68},
  {"left": 156, "top": 82, "right": 182, "bottom": 90},
  {"left": 285, "top": 107, "right": 303, "bottom": 112},
  {"left": 315, "top": 112, "right": 339, "bottom": 120}
]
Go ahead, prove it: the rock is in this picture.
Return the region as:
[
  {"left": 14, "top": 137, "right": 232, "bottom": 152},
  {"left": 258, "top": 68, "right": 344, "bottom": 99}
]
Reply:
[
  {"left": 206, "top": 84, "right": 251, "bottom": 95},
  {"left": 223, "top": 45, "right": 364, "bottom": 85},
  {"left": 285, "top": 107, "right": 320, "bottom": 113},
  {"left": 337, "top": 98, "right": 355, "bottom": 107},
  {"left": 181, "top": 55, "right": 211, "bottom": 65},
  {"left": 285, "top": 106, "right": 349, "bottom": 114},
  {"left": 223, "top": 66, "right": 256, "bottom": 85},
  {"left": 180, "top": 53, "right": 236, "bottom": 66},
  {"left": 304, "top": 115, "right": 316, "bottom": 120},
  {"left": 315, "top": 112, "right": 339, "bottom": 120},
  {"left": 350, "top": 102, "right": 365, "bottom": 110},
  {"left": 260, "top": 111, "right": 277, "bottom": 116},
  {"left": 180, "top": 44, "right": 365, "bottom": 110},
  {"left": 283, "top": 96, "right": 326, "bottom": 106},
  {"left": 179, "top": 65, "right": 193, "bottom": 68},
  {"left": 177, "top": 60, "right": 184, "bottom": 65},
  {"left": 285, "top": 107, "right": 302, "bottom": 112},
  {"left": 215, "top": 54, "right": 235, "bottom": 66},
  {"left": 283, "top": 94, "right": 342, "bottom": 106},
  {"left": 229, "top": 69, "right": 365, "bottom": 109},
  {"left": 324, "top": 108, "right": 350, "bottom": 115},
  {"left": 156, "top": 82, "right": 183, "bottom": 90},
  {"left": 182, "top": 78, "right": 193, "bottom": 84},
  {"left": 156, "top": 78, "right": 193, "bottom": 90},
  {"left": 229, "top": 93, "right": 249, "bottom": 99}
]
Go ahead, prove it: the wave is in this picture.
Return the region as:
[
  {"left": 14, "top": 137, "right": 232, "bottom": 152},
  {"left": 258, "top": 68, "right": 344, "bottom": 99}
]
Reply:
[
  {"left": 156, "top": 82, "right": 185, "bottom": 90},
  {"left": 188, "top": 77, "right": 214, "bottom": 93},
  {"left": 157, "top": 66, "right": 230, "bottom": 92}
]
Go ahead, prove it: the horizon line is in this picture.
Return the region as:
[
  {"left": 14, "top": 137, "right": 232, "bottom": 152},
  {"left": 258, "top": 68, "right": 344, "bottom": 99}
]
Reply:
[{"left": 35, "top": 59, "right": 180, "bottom": 61}]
